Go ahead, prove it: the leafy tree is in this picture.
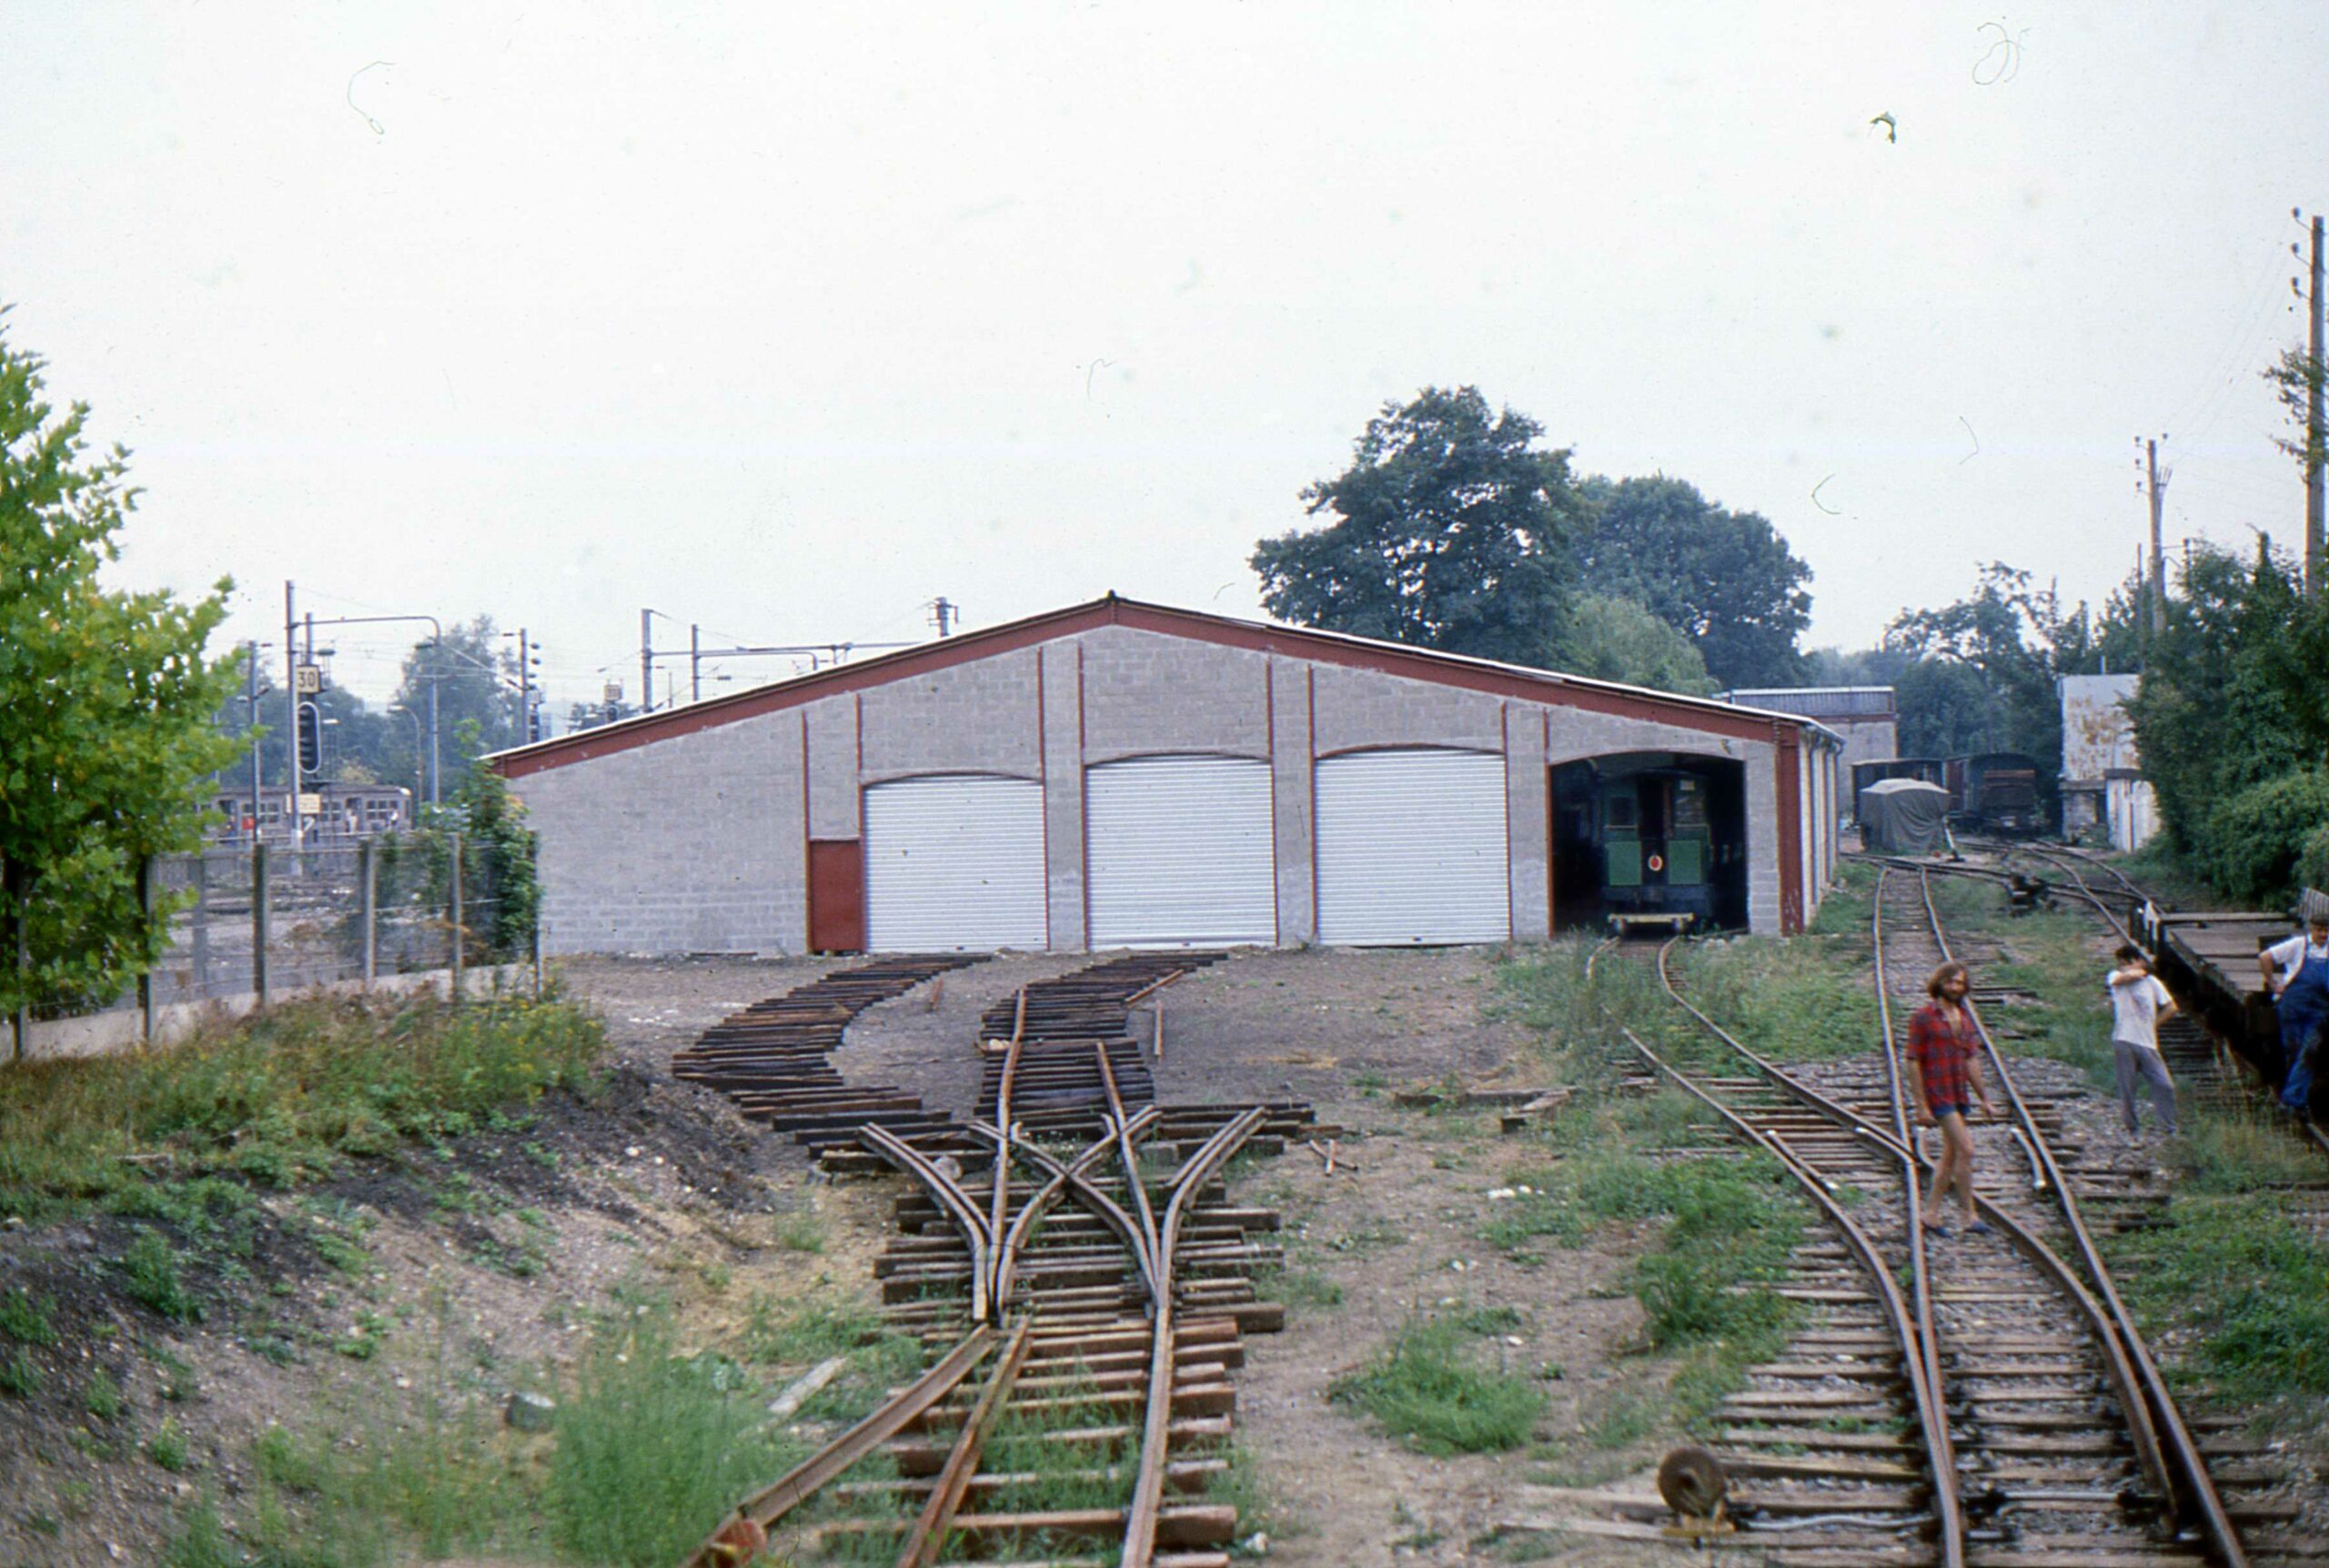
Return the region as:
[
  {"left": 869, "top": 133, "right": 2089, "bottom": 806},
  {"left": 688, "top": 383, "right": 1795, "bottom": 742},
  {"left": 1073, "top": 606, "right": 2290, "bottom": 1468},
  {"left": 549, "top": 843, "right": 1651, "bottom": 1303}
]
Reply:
[
  {"left": 1573, "top": 475, "right": 1813, "bottom": 689},
  {"left": 2126, "top": 539, "right": 2329, "bottom": 900},
  {"left": 1253, "top": 387, "right": 1589, "bottom": 664},
  {"left": 386, "top": 618, "right": 520, "bottom": 801},
  {"left": 1, "top": 320, "right": 243, "bottom": 1019},
  {"left": 1546, "top": 594, "right": 1718, "bottom": 695},
  {"left": 1880, "top": 564, "right": 2139, "bottom": 809}
]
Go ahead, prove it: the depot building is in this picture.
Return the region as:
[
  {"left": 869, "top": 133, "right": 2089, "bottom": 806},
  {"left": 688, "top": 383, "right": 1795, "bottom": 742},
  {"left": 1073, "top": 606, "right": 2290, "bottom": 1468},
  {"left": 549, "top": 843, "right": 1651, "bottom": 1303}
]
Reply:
[{"left": 491, "top": 596, "right": 1843, "bottom": 955}]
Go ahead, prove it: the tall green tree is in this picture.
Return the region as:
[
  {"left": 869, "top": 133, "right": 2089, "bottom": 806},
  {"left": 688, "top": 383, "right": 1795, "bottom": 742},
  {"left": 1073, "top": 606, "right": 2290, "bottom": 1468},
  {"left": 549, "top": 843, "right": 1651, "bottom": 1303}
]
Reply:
[
  {"left": 1, "top": 320, "right": 243, "bottom": 1019},
  {"left": 1253, "top": 387, "right": 1589, "bottom": 664},
  {"left": 1573, "top": 475, "right": 1813, "bottom": 689},
  {"left": 2126, "top": 539, "right": 2329, "bottom": 900},
  {"left": 1880, "top": 564, "right": 2138, "bottom": 801},
  {"left": 387, "top": 618, "right": 520, "bottom": 800},
  {"left": 1546, "top": 593, "right": 1718, "bottom": 695}
]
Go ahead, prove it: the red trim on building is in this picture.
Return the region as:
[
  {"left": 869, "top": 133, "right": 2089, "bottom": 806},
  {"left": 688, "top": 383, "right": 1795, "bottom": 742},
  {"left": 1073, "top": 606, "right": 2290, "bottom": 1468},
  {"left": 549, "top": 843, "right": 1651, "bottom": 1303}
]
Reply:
[
  {"left": 494, "top": 595, "right": 1804, "bottom": 779},
  {"left": 1774, "top": 726, "right": 1805, "bottom": 935},
  {"left": 1501, "top": 703, "right": 1517, "bottom": 940}
]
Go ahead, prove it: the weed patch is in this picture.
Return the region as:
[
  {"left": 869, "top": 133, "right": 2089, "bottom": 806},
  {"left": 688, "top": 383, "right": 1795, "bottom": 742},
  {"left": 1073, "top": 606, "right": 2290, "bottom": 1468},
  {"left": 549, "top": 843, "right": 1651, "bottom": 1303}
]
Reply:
[
  {"left": 0, "top": 991, "right": 603, "bottom": 1223},
  {"left": 1331, "top": 1314, "right": 1545, "bottom": 1455}
]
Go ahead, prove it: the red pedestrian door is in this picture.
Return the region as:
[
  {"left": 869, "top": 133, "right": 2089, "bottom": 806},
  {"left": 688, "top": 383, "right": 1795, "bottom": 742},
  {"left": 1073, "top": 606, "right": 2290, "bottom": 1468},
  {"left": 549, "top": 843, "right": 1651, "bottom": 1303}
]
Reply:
[{"left": 807, "top": 839, "right": 864, "bottom": 954}]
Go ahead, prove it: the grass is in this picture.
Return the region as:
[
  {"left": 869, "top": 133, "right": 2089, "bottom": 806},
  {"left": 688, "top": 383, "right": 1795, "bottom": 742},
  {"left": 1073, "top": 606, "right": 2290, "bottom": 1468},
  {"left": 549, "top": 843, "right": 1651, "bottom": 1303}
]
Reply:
[
  {"left": 2112, "top": 1187, "right": 2329, "bottom": 1412},
  {"left": 147, "top": 1417, "right": 194, "bottom": 1472},
  {"left": 1331, "top": 1313, "right": 1546, "bottom": 1455},
  {"left": 0, "top": 1286, "right": 58, "bottom": 1344},
  {"left": 0, "top": 1347, "right": 41, "bottom": 1397},
  {"left": 119, "top": 1231, "right": 204, "bottom": 1322},
  {"left": 1495, "top": 939, "right": 1811, "bottom": 1447},
  {"left": 0, "top": 990, "right": 605, "bottom": 1223},
  {"left": 85, "top": 1369, "right": 123, "bottom": 1421}
]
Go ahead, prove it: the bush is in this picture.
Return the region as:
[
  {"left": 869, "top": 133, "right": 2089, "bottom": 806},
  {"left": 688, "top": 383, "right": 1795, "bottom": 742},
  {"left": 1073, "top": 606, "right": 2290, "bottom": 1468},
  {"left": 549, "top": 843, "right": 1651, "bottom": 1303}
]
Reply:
[
  {"left": 2195, "top": 767, "right": 2329, "bottom": 907},
  {"left": 551, "top": 1299, "right": 804, "bottom": 1567}
]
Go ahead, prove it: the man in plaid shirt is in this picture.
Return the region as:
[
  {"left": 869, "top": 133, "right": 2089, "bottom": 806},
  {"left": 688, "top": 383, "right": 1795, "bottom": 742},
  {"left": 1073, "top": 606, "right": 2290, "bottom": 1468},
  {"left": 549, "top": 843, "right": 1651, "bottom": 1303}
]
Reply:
[{"left": 1904, "top": 961, "right": 1998, "bottom": 1238}]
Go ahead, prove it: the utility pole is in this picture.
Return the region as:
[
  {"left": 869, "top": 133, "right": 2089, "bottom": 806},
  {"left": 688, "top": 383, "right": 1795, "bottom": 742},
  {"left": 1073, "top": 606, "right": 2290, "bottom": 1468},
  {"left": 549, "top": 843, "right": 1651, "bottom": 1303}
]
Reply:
[
  {"left": 691, "top": 624, "right": 701, "bottom": 703},
  {"left": 932, "top": 597, "right": 957, "bottom": 638},
  {"left": 2308, "top": 213, "right": 2324, "bottom": 595},
  {"left": 640, "top": 609, "right": 655, "bottom": 714},
  {"left": 285, "top": 582, "right": 301, "bottom": 850},
  {"left": 2143, "top": 437, "right": 2170, "bottom": 636},
  {"left": 246, "top": 642, "right": 263, "bottom": 849},
  {"left": 518, "top": 628, "right": 532, "bottom": 742}
]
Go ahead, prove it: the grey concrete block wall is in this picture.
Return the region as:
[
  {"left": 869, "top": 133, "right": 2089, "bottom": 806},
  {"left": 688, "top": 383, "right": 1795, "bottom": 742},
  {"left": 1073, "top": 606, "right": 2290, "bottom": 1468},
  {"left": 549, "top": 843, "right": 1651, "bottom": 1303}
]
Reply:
[
  {"left": 860, "top": 649, "right": 1043, "bottom": 781},
  {"left": 1507, "top": 708, "right": 1552, "bottom": 941},
  {"left": 1269, "top": 660, "right": 1316, "bottom": 942},
  {"left": 804, "top": 696, "right": 860, "bottom": 840},
  {"left": 520, "top": 712, "right": 802, "bottom": 957},
  {"left": 515, "top": 618, "right": 1838, "bottom": 955},
  {"left": 1311, "top": 665, "right": 1502, "bottom": 755},
  {"left": 1080, "top": 628, "right": 1271, "bottom": 762},
  {"left": 1040, "top": 641, "right": 1086, "bottom": 950}
]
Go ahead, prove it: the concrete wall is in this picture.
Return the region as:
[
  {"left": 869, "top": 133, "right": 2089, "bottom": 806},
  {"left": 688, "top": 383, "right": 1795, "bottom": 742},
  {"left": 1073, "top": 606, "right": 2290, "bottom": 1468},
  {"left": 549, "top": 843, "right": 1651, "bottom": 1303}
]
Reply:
[
  {"left": 522, "top": 622, "right": 1829, "bottom": 955},
  {"left": 521, "top": 713, "right": 802, "bottom": 956}
]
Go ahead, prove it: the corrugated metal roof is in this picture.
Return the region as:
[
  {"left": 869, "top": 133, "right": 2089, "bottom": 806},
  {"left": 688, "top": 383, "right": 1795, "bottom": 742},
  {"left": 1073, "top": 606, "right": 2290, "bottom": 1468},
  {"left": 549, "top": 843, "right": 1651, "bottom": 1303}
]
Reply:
[{"left": 1719, "top": 687, "right": 1898, "bottom": 719}]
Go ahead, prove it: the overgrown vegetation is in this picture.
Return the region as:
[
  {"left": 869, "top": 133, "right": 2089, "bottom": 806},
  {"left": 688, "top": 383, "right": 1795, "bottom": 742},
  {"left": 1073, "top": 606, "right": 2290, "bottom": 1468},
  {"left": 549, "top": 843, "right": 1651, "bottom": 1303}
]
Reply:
[
  {"left": 0, "top": 315, "right": 246, "bottom": 1020},
  {"left": 0, "top": 990, "right": 604, "bottom": 1223},
  {"left": 1494, "top": 940, "right": 1810, "bottom": 1447},
  {"left": 2125, "top": 539, "right": 2329, "bottom": 905},
  {"left": 1331, "top": 1312, "right": 1547, "bottom": 1455}
]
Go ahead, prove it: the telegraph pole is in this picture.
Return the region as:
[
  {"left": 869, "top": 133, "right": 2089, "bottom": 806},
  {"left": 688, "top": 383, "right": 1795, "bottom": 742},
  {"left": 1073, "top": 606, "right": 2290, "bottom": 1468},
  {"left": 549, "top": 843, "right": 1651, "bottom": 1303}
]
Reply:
[
  {"left": 933, "top": 597, "right": 957, "bottom": 638},
  {"left": 518, "top": 628, "right": 532, "bottom": 742},
  {"left": 691, "top": 623, "right": 701, "bottom": 702},
  {"left": 246, "top": 643, "right": 263, "bottom": 848},
  {"left": 640, "top": 609, "right": 655, "bottom": 714},
  {"left": 2308, "top": 213, "right": 2324, "bottom": 595},
  {"left": 2143, "top": 437, "right": 2170, "bottom": 635},
  {"left": 285, "top": 582, "right": 301, "bottom": 849}
]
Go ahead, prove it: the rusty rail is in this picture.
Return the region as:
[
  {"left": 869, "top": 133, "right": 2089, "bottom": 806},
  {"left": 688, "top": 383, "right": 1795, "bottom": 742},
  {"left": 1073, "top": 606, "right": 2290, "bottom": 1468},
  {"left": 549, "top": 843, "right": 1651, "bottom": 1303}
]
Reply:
[{"left": 1910, "top": 865, "right": 2249, "bottom": 1566}]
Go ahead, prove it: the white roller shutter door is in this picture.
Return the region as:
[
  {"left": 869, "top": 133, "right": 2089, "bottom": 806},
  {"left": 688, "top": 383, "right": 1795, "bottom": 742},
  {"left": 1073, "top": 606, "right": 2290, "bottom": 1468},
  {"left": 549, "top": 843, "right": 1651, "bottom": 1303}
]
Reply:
[
  {"left": 1087, "top": 756, "right": 1275, "bottom": 949},
  {"left": 1316, "top": 749, "right": 1509, "bottom": 946},
  {"left": 863, "top": 776, "right": 1047, "bottom": 951}
]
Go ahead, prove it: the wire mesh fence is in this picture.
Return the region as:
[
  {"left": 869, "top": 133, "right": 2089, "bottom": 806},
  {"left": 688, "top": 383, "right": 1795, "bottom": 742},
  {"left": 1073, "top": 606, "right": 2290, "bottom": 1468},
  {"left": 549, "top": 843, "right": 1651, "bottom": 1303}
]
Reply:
[{"left": 17, "top": 829, "right": 535, "bottom": 1037}]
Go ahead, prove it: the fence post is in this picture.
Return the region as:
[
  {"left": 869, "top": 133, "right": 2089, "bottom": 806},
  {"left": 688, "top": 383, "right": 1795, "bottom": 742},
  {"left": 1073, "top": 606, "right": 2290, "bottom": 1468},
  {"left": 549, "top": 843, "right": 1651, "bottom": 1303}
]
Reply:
[
  {"left": 359, "top": 839, "right": 378, "bottom": 989},
  {"left": 449, "top": 832, "right": 464, "bottom": 1006},
  {"left": 136, "top": 856, "right": 156, "bottom": 1044},
  {"left": 252, "top": 844, "right": 269, "bottom": 1005},
  {"left": 4, "top": 858, "right": 25, "bottom": 1064},
  {"left": 191, "top": 854, "right": 211, "bottom": 999}
]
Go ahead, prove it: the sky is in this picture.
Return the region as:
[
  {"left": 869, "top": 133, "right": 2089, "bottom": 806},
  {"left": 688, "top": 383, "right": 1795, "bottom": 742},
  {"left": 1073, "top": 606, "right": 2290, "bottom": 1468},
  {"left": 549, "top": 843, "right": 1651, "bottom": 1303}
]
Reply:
[{"left": 5, "top": 3, "right": 2323, "bottom": 715}]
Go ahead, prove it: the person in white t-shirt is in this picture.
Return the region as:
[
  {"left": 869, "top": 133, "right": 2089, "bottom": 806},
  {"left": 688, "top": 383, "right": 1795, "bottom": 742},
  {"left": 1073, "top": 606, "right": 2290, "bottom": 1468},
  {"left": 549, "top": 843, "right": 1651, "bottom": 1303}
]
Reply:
[{"left": 2106, "top": 944, "right": 2178, "bottom": 1137}]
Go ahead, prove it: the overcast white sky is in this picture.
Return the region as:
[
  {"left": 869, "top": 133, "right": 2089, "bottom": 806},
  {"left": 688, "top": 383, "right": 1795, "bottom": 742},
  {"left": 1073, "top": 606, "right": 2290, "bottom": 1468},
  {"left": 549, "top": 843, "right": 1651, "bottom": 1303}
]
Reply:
[{"left": 6, "top": 4, "right": 2323, "bottom": 712}]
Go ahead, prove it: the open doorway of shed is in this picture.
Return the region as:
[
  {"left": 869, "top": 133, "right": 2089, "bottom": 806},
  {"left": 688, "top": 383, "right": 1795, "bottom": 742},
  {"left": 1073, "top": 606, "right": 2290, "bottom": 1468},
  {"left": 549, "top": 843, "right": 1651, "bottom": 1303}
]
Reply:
[{"left": 1549, "top": 752, "right": 1749, "bottom": 933}]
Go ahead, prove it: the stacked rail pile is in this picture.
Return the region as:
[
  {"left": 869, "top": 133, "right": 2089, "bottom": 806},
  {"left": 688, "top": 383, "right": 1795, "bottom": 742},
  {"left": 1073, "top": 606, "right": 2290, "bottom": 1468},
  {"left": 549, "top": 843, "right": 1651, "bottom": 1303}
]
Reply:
[{"left": 669, "top": 955, "right": 982, "bottom": 1154}]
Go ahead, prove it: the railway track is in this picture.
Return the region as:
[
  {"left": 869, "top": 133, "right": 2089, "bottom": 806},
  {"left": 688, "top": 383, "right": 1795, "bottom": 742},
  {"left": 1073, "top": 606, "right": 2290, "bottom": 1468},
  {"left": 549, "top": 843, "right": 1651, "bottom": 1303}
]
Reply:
[
  {"left": 2002, "top": 842, "right": 2329, "bottom": 1165},
  {"left": 681, "top": 950, "right": 1310, "bottom": 1567},
  {"left": 1584, "top": 857, "right": 2286, "bottom": 1565}
]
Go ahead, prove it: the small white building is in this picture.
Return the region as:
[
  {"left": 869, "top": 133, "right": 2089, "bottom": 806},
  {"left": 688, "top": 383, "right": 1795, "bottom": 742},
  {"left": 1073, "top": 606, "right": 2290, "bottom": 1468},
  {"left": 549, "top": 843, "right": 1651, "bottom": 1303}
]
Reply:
[{"left": 2060, "top": 674, "right": 2156, "bottom": 851}]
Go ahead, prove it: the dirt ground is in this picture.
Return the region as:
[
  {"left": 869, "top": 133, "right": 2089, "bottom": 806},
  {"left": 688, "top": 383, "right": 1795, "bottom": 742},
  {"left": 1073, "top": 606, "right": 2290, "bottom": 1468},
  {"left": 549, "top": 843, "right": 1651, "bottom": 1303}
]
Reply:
[{"left": 10, "top": 932, "right": 2311, "bottom": 1566}]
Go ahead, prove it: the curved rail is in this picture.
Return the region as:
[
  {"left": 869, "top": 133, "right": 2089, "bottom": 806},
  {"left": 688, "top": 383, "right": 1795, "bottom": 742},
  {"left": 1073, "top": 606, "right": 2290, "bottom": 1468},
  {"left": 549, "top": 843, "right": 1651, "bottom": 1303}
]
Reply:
[
  {"left": 1591, "top": 939, "right": 1969, "bottom": 1566},
  {"left": 1905, "top": 865, "right": 2248, "bottom": 1566}
]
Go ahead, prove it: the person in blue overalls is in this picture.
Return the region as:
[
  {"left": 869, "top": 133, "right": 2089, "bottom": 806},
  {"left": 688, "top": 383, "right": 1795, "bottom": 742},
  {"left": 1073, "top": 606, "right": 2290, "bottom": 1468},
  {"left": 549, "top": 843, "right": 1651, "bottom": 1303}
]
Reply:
[{"left": 2258, "top": 909, "right": 2329, "bottom": 1116}]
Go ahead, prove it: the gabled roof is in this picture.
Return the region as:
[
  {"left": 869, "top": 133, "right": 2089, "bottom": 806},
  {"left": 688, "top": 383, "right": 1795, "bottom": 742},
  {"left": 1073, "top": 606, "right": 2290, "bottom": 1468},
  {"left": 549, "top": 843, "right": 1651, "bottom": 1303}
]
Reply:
[{"left": 490, "top": 594, "right": 1834, "bottom": 779}]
